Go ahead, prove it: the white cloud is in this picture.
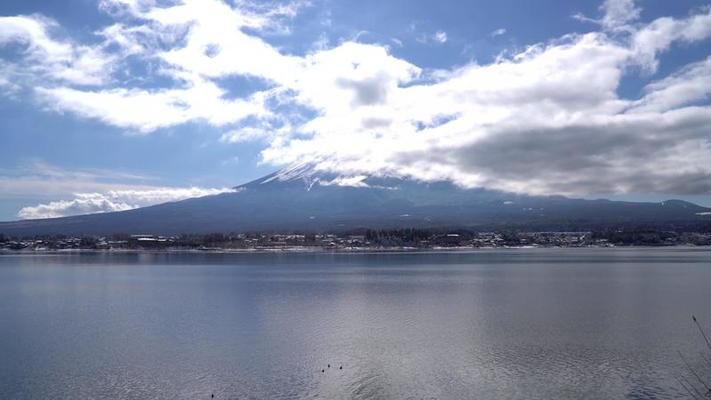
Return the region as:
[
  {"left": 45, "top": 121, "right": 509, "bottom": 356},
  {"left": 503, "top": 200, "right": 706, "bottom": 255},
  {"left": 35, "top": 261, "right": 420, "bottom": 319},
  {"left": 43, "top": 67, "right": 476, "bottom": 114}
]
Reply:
[
  {"left": 630, "top": 57, "right": 711, "bottom": 113},
  {"left": 221, "top": 126, "right": 273, "bottom": 143},
  {"left": 18, "top": 187, "right": 235, "bottom": 219},
  {"left": 433, "top": 31, "right": 447, "bottom": 43},
  {"left": 631, "top": 7, "right": 711, "bottom": 72},
  {"left": 1, "top": 161, "right": 235, "bottom": 219},
  {"left": 0, "top": 15, "right": 115, "bottom": 85},
  {"left": 256, "top": 8, "right": 711, "bottom": 196},
  {"left": 98, "top": 0, "right": 150, "bottom": 17},
  {"left": 0, "top": 161, "right": 157, "bottom": 198},
  {"left": 1, "top": 0, "right": 711, "bottom": 199},
  {"left": 490, "top": 28, "right": 507, "bottom": 38},
  {"left": 573, "top": 0, "right": 640, "bottom": 33},
  {"left": 599, "top": 0, "right": 640, "bottom": 31},
  {"left": 36, "top": 77, "right": 269, "bottom": 133}
]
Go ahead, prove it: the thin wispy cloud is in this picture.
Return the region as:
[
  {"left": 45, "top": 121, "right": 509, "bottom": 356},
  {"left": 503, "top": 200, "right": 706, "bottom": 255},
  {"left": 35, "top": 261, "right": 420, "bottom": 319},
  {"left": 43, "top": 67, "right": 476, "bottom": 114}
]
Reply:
[
  {"left": 0, "top": 0, "right": 710, "bottom": 199},
  {"left": 573, "top": 0, "right": 641, "bottom": 32},
  {"left": 490, "top": 28, "right": 507, "bottom": 37},
  {"left": 415, "top": 29, "right": 449, "bottom": 45},
  {"left": 0, "top": 162, "right": 233, "bottom": 219}
]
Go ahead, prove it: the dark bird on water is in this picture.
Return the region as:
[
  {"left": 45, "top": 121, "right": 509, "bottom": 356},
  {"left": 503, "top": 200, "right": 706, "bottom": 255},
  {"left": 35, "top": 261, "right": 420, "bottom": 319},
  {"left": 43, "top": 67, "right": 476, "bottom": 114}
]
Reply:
[
  {"left": 328, "top": 364, "right": 330, "bottom": 368},
  {"left": 321, "top": 369, "right": 325, "bottom": 373},
  {"left": 339, "top": 366, "right": 343, "bottom": 370}
]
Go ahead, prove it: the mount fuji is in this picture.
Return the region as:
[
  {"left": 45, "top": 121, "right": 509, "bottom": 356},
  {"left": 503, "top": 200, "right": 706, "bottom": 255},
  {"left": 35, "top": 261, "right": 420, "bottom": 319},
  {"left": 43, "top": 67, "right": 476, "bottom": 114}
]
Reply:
[{"left": 1, "top": 163, "right": 710, "bottom": 235}]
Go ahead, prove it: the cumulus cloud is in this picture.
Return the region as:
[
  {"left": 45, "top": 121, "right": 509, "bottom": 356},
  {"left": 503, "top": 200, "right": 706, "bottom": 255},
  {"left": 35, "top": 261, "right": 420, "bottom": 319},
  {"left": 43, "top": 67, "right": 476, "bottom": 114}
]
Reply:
[
  {"left": 1, "top": 0, "right": 711, "bottom": 198},
  {"left": 1, "top": 162, "right": 234, "bottom": 219},
  {"left": 18, "top": 194, "right": 134, "bottom": 219},
  {"left": 18, "top": 187, "right": 235, "bottom": 219},
  {"left": 256, "top": 8, "right": 711, "bottom": 196}
]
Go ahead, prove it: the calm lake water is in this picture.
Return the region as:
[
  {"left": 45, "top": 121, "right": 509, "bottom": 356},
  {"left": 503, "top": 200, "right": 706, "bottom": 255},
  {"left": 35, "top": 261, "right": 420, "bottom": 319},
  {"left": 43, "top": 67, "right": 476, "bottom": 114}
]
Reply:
[{"left": 1, "top": 248, "right": 710, "bottom": 399}]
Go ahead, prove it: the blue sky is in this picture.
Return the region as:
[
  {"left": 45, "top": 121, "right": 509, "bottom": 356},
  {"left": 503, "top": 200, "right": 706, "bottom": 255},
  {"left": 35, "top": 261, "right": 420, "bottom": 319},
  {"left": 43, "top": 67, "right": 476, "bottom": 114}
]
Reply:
[{"left": 1, "top": 0, "right": 710, "bottom": 221}]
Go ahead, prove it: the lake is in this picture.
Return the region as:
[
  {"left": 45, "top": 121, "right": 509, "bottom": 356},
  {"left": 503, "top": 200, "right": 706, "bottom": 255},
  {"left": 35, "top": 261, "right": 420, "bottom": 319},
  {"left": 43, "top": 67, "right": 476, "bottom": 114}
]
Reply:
[{"left": 1, "top": 248, "right": 710, "bottom": 399}]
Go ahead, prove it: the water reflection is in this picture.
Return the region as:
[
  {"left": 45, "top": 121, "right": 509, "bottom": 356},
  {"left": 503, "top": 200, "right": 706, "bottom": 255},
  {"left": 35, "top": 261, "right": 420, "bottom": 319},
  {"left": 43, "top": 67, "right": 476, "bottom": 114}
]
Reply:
[{"left": 0, "top": 248, "right": 709, "bottom": 399}]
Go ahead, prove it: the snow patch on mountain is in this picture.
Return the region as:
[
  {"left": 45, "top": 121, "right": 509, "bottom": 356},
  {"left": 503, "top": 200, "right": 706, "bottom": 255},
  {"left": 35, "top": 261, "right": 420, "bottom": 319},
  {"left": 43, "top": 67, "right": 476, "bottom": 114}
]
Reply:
[
  {"left": 257, "top": 161, "right": 378, "bottom": 190},
  {"left": 261, "top": 161, "right": 318, "bottom": 183},
  {"left": 320, "top": 175, "right": 370, "bottom": 188}
]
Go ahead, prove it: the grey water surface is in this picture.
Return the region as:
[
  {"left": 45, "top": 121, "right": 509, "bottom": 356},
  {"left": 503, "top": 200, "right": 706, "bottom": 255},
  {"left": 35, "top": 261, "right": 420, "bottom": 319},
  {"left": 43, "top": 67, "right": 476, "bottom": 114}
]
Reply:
[{"left": 1, "top": 248, "right": 710, "bottom": 399}]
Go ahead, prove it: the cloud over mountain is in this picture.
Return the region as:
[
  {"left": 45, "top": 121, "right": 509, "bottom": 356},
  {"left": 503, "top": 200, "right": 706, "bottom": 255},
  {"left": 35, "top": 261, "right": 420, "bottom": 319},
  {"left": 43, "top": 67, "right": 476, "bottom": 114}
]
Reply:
[{"left": 0, "top": 0, "right": 710, "bottom": 197}]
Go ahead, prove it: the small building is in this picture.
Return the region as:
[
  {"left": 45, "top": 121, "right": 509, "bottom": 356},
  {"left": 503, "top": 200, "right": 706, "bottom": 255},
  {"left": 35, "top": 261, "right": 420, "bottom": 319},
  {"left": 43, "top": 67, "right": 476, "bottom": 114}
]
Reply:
[{"left": 128, "top": 235, "right": 173, "bottom": 248}]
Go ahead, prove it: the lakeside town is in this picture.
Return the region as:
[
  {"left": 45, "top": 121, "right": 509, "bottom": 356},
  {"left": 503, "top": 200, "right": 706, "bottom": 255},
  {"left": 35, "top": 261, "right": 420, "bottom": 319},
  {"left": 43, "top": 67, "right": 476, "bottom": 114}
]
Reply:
[{"left": 2, "top": 229, "right": 711, "bottom": 252}]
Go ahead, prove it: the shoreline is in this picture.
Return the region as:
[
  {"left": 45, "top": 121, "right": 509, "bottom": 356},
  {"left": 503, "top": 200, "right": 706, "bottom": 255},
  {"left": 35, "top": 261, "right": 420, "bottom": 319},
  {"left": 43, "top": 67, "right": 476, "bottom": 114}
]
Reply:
[{"left": 1, "top": 244, "right": 709, "bottom": 256}]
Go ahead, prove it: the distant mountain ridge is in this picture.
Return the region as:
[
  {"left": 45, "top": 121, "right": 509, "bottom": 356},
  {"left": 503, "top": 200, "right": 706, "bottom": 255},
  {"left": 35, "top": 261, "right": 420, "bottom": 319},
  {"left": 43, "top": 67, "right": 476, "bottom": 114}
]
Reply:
[{"left": 1, "top": 163, "right": 710, "bottom": 235}]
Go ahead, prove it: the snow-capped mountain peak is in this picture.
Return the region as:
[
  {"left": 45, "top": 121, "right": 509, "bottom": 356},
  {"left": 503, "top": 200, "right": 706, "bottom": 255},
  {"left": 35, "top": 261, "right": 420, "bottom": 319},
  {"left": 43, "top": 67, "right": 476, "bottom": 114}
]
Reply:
[
  {"left": 242, "top": 161, "right": 374, "bottom": 191},
  {"left": 261, "top": 161, "right": 319, "bottom": 184}
]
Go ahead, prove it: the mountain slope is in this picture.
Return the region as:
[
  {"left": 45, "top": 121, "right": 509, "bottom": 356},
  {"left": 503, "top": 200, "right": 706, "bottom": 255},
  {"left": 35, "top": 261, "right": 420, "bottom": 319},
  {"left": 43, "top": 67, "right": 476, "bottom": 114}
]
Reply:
[{"left": 1, "top": 164, "right": 710, "bottom": 235}]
